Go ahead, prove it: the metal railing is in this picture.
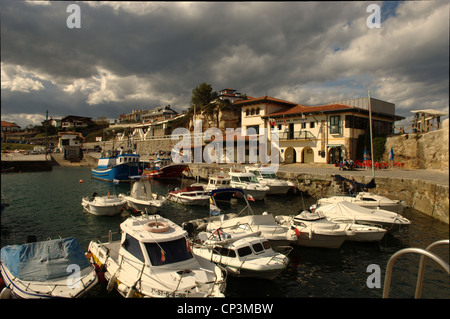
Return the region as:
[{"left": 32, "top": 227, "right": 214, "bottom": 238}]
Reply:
[
  {"left": 382, "top": 239, "right": 449, "bottom": 298},
  {"left": 279, "top": 130, "right": 315, "bottom": 140}
]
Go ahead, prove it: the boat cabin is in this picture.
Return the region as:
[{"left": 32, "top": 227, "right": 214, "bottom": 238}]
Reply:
[
  {"left": 207, "top": 176, "right": 231, "bottom": 188},
  {"left": 119, "top": 216, "right": 194, "bottom": 267},
  {"left": 201, "top": 235, "right": 273, "bottom": 261},
  {"left": 229, "top": 172, "right": 259, "bottom": 184}
]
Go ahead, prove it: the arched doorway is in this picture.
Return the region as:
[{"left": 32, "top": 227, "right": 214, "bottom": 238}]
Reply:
[
  {"left": 284, "top": 147, "right": 296, "bottom": 163},
  {"left": 302, "top": 147, "right": 314, "bottom": 163},
  {"left": 328, "top": 146, "right": 343, "bottom": 164}
]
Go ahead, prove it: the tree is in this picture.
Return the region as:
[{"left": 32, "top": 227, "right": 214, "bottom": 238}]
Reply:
[{"left": 190, "top": 83, "right": 218, "bottom": 110}]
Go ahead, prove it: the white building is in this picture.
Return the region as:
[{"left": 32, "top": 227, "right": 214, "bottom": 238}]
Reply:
[{"left": 237, "top": 96, "right": 403, "bottom": 164}]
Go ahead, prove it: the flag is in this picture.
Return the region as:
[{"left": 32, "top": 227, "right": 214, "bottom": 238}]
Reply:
[
  {"left": 283, "top": 115, "right": 287, "bottom": 126},
  {"left": 247, "top": 194, "right": 255, "bottom": 201},
  {"left": 160, "top": 248, "right": 166, "bottom": 262},
  {"left": 210, "top": 200, "right": 221, "bottom": 216},
  {"left": 388, "top": 147, "right": 394, "bottom": 161},
  {"left": 291, "top": 226, "right": 301, "bottom": 238},
  {"left": 185, "top": 238, "right": 191, "bottom": 253}
]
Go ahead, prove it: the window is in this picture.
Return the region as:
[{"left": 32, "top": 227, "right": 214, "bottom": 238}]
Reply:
[
  {"left": 262, "top": 241, "right": 271, "bottom": 250},
  {"left": 144, "top": 237, "right": 193, "bottom": 266},
  {"left": 310, "top": 122, "right": 315, "bottom": 129},
  {"left": 329, "top": 115, "right": 341, "bottom": 134},
  {"left": 251, "top": 109, "right": 255, "bottom": 115},
  {"left": 213, "top": 246, "right": 237, "bottom": 258},
  {"left": 246, "top": 109, "right": 249, "bottom": 116},
  {"left": 255, "top": 108, "right": 260, "bottom": 115},
  {"left": 237, "top": 246, "right": 252, "bottom": 257},
  {"left": 123, "top": 234, "right": 145, "bottom": 263},
  {"left": 252, "top": 243, "right": 264, "bottom": 253}
]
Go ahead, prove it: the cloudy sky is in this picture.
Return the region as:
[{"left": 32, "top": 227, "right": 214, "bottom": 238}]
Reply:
[{"left": 1, "top": 1, "right": 448, "bottom": 128}]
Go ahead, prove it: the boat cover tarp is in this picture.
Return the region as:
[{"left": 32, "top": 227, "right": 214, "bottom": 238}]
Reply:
[
  {"left": 0, "top": 237, "right": 90, "bottom": 282},
  {"left": 333, "top": 175, "right": 376, "bottom": 189},
  {"left": 317, "top": 201, "right": 398, "bottom": 219}
]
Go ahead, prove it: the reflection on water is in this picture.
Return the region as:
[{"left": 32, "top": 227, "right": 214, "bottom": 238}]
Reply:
[{"left": 1, "top": 167, "right": 449, "bottom": 298}]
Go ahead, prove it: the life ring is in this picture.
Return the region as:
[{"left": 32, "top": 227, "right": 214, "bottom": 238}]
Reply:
[{"left": 144, "top": 221, "right": 170, "bottom": 233}]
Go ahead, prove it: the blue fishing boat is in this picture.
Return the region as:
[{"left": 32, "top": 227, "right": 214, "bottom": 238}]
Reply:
[{"left": 91, "top": 147, "right": 149, "bottom": 183}]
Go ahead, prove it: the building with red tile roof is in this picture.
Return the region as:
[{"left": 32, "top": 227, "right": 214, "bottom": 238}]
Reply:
[{"left": 239, "top": 95, "right": 404, "bottom": 164}]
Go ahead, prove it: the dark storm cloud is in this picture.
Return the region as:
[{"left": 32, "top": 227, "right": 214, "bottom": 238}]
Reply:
[{"left": 1, "top": 1, "right": 448, "bottom": 128}]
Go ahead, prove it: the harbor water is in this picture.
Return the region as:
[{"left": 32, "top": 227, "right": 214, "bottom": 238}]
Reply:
[{"left": 1, "top": 166, "right": 449, "bottom": 299}]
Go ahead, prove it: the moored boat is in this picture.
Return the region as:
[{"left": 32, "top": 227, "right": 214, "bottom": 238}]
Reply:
[
  {"left": 245, "top": 165, "right": 295, "bottom": 195},
  {"left": 276, "top": 210, "right": 386, "bottom": 248},
  {"left": 168, "top": 186, "right": 210, "bottom": 206},
  {"left": 91, "top": 147, "right": 148, "bottom": 183},
  {"left": 317, "top": 191, "right": 406, "bottom": 214},
  {"left": 119, "top": 177, "right": 166, "bottom": 212},
  {"left": 229, "top": 171, "right": 269, "bottom": 200},
  {"left": 0, "top": 237, "right": 98, "bottom": 299},
  {"left": 81, "top": 191, "right": 126, "bottom": 216},
  {"left": 142, "top": 158, "right": 188, "bottom": 180},
  {"left": 87, "top": 214, "right": 226, "bottom": 298},
  {"left": 206, "top": 188, "right": 297, "bottom": 248},
  {"left": 192, "top": 229, "right": 291, "bottom": 280},
  {"left": 313, "top": 201, "right": 411, "bottom": 232}
]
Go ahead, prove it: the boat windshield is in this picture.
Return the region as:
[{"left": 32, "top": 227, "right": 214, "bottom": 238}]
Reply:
[
  {"left": 239, "top": 176, "right": 259, "bottom": 183},
  {"left": 144, "top": 237, "right": 193, "bottom": 266},
  {"left": 261, "top": 173, "right": 277, "bottom": 179}
]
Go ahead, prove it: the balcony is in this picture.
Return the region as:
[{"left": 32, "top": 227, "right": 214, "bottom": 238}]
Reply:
[{"left": 278, "top": 130, "right": 315, "bottom": 140}]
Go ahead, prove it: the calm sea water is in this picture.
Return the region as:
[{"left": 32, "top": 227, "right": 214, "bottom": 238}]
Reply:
[{"left": 1, "top": 166, "right": 449, "bottom": 299}]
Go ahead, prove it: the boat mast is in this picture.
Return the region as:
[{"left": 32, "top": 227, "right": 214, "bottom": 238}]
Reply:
[{"left": 368, "top": 90, "right": 375, "bottom": 177}]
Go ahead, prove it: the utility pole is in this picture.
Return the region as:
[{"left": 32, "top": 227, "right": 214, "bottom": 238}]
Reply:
[
  {"left": 368, "top": 91, "right": 374, "bottom": 177},
  {"left": 45, "top": 110, "right": 49, "bottom": 160}
]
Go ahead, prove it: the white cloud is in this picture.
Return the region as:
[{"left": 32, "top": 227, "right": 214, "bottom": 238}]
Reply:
[
  {"left": 1, "top": 113, "right": 45, "bottom": 128},
  {"left": 1, "top": 63, "right": 45, "bottom": 93}
]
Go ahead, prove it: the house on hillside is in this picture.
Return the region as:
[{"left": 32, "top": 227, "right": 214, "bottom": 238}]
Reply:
[
  {"left": 1, "top": 121, "right": 21, "bottom": 141},
  {"left": 61, "top": 115, "right": 95, "bottom": 130},
  {"left": 58, "top": 131, "right": 84, "bottom": 161}
]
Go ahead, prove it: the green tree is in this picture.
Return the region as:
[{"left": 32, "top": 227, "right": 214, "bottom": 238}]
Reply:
[{"left": 190, "top": 83, "right": 218, "bottom": 110}]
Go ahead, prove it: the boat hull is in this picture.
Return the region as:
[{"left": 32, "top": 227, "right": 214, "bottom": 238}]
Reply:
[
  {"left": 91, "top": 162, "right": 148, "bottom": 183},
  {"left": 1, "top": 253, "right": 98, "bottom": 299},
  {"left": 143, "top": 164, "right": 188, "bottom": 179},
  {"left": 81, "top": 197, "right": 125, "bottom": 216},
  {"left": 168, "top": 195, "right": 209, "bottom": 206},
  {"left": 266, "top": 185, "right": 293, "bottom": 195},
  {"left": 293, "top": 231, "right": 346, "bottom": 249}
]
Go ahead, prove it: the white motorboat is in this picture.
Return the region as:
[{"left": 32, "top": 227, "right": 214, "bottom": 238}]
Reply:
[
  {"left": 276, "top": 210, "right": 386, "bottom": 248},
  {"left": 87, "top": 214, "right": 226, "bottom": 298},
  {"left": 207, "top": 189, "right": 297, "bottom": 248},
  {"left": 119, "top": 177, "right": 166, "bottom": 212},
  {"left": 192, "top": 229, "right": 291, "bottom": 280},
  {"left": 0, "top": 238, "right": 98, "bottom": 299},
  {"left": 275, "top": 212, "right": 347, "bottom": 249},
  {"left": 82, "top": 191, "right": 126, "bottom": 216},
  {"left": 317, "top": 192, "right": 406, "bottom": 214},
  {"left": 199, "top": 176, "right": 233, "bottom": 192},
  {"left": 245, "top": 166, "right": 295, "bottom": 195},
  {"left": 229, "top": 171, "right": 269, "bottom": 200},
  {"left": 313, "top": 201, "right": 411, "bottom": 232},
  {"left": 168, "top": 186, "right": 210, "bottom": 206}
]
